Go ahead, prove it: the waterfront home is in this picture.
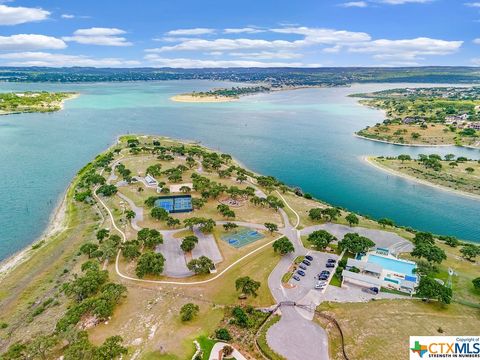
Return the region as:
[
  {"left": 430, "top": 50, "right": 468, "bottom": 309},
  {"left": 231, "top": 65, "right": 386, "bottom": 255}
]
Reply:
[
  {"left": 341, "top": 249, "right": 418, "bottom": 294},
  {"left": 466, "top": 122, "right": 480, "bottom": 130}
]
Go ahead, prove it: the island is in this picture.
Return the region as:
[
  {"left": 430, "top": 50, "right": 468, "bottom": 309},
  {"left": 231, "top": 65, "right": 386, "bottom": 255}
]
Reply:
[
  {"left": 0, "top": 91, "right": 77, "bottom": 115},
  {"left": 366, "top": 154, "right": 480, "bottom": 198},
  {"left": 1, "top": 135, "right": 479, "bottom": 360},
  {"left": 171, "top": 85, "right": 271, "bottom": 102},
  {"left": 353, "top": 87, "right": 480, "bottom": 147}
]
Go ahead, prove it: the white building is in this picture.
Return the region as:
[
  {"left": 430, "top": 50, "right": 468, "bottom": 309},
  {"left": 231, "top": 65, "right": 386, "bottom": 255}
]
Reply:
[
  {"left": 341, "top": 249, "right": 418, "bottom": 294},
  {"left": 144, "top": 175, "right": 158, "bottom": 187}
]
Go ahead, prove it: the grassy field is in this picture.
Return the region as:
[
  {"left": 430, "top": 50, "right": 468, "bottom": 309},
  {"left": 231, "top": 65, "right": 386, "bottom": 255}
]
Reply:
[
  {"left": 371, "top": 157, "right": 480, "bottom": 196},
  {"left": 318, "top": 300, "right": 480, "bottom": 360},
  {"left": 357, "top": 123, "right": 459, "bottom": 145}
]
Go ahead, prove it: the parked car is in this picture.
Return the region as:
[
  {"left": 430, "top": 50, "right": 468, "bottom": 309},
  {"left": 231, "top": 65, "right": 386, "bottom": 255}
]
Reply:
[
  {"left": 302, "top": 259, "right": 311, "bottom": 266},
  {"left": 299, "top": 264, "right": 307, "bottom": 270},
  {"left": 293, "top": 275, "right": 301, "bottom": 281},
  {"left": 320, "top": 270, "right": 331, "bottom": 276},
  {"left": 297, "top": 270, "right": 306, "bottom": 276},
  {"left": 327, "top": 258, "right": 336, "bottom": 263},
  {"left": 318, "top": 275, "right": 328, "bottom": 280},
  {"left": 314, "top": 281, "right": 325, "bottom": 290},
  {"left": 362, "top": 287, "right": 379, "bottom": 295},
  {"left": 305, "top": 255, "right": 314, "bottom": 261},
  {"left": 326, "top": 263, "right": 335, "bottom": 268}
]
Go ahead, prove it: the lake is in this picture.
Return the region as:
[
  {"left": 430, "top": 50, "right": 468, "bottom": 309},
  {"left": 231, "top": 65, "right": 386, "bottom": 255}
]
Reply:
[{"left": 0, "top": 80, "right": 479, "bottom": 261}]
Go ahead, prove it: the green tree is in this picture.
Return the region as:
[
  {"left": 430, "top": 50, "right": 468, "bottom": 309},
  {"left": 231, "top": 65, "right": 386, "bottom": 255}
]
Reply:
[
  {"left": 151, "top": 207, "right": 169, "bottom": 221},
  {"left": 121, "top": 240, "right": 140, "bottom": 260},
  {"left": 345, "top": 213, "right": 359, "bottom": 227},
  {"left": 307, "top": 230, "right": 337, "bottom": 250},
  {"left": 26, "top": 334, "right": 58, "bottom": 360},
  {"left": 438, "top": 235, "right": 459, "bottom": 248},
  {"left": 135, "top": 251, "right": 165, "bottom": 278},
  {"left": 137, "top": 228, "right": 163, "bottom": 249},
  {"left": 272, "top": 237, "right": 294, "bottom": 255},
  {"left": 397, "top": 154, "right": 411, "bottom": 162},
  {"left": 215, "top": 328, "right": 232, "bottom": 341},
  {"left": 96, "top": 184, "right": 118, "bottom": 197},
  {"left": 264, "top": 222, "right": 279, "bottom": 234},
  {"left": 125, "top": 210, "right": 135, "bottom": 220},
  {"left": 96, "top": 228, "right": 110, "bottom": 242},
  {"left": 180, "top": 235, "right": 199, "bottom": 253},
  {"left": 180, "top": 303, "right": 200, "bottom": 322},
  {"left": 79, "top": 243, "right": 99, "bottom": 258},
  {"left": 338, "top": 233, "right": 375, "bottom": 255},
  {"left": 235, "top": 276, "right": 261, "bottom": 297},
  {"left": 166, "top": 217, "right": 181, "bottom": 228},
  {"left": 95, "top": 336, "right": 128, "bottom": 360},
  {"left": 308, "top": 208, "right": 323, "bottom": 221},
  {"left": 413, "top": 232, "right": 435, "bottom": 246},
  {"left": 472, "top": 277, "right": 480, "bottom": 290},
  {"left": 460, "top": 244, "right": 480, "bottom": 261},
  {"left": 223, "top": 222, "right": 238, "bottom": 232},
  {"left": 416, "top": 276, "right": 452, "bottom": 304},
  {"left": 321, "top": 207, "right": 341, "bottom": 221},
  {"left": 187, "top": 256, "right": 214, "bottom": 274},
  {"left": 378, "top": 218, "right": 395, "bottom": 228},
  {"left": 411, "top": 243, "right": 446, "bottom": 264}
]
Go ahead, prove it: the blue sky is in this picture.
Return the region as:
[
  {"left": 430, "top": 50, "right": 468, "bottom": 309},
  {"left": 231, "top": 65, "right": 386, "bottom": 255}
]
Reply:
[{"left": 0, "top": 0, "right": 478, "bottom": 67}]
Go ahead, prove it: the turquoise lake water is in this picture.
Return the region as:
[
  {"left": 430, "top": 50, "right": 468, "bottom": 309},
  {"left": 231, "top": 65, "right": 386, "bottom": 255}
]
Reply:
[{"left": 0, "top": 80, "right": 479, "bottom": 261}]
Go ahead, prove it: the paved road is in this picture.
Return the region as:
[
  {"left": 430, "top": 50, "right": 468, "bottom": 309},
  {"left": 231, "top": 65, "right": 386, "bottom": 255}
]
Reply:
[
  {"left": 192, "top": 227, "right": 223, "bottom": 264},
  {"left": 117, "top": 192, "right": 143, "bottom": 231},
  {"left": 267, "top": 306, "right": 329, "bottom": 360},
  {"left": 266, "top": 204, "right": 330, "bottom": 360},
  {"left": 156, "top": 230, "right": 192, "bottom": 277},
  {"left": 300, "top": 223, "right": 414, "bottom": 254}
]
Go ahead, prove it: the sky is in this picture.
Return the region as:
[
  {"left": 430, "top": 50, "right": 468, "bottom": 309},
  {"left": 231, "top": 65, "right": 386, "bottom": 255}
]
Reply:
[{"left": 0, "top": 0, "right": 478, "bottom": 68}]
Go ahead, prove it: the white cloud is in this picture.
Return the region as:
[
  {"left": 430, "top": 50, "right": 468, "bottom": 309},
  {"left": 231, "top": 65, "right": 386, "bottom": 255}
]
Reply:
[
  {"left": 471, "top": 58, "right": 480, "bottom": 65},
  {"left": 228, "top": 51, "right": 302, "bottom": 59},
  {"left": 0, "top": 51, "right": 140, "bottom": 67},
  {"left": 224, "top": 27, "right": 265, "bottom": 34},
  {"left": 0, "top": 34, "right": 66, "bottom": 51},
  {"left": 166, "top": 28, "right": 215, "bottom": 36},
  {"left": 340, "top": 1, "right": 368, "bottom": 7},
  {"left": 61, "top": 14, "right": 75, "bottom": 19},
  {"left": 148, "top": 27, "right": 371, "bottom": 53},
  {"left": 465, "top": 2, "right": 480, "bottom": 6},
  {"left": 349, "top": 37, "right": 463, "bottom": 61},
  {"left": 147, "top": 38, "right": 301, "bottom": 53},
  {"left": 0, "top": 4, "right": 50, "bottom": 25},
  {"left": 144, "top": 54, "right": 317, "bottom": 68},
  {"left": 271, "top": 27, "right": 372, "bottom": 45},
  {"left": 63, "top": 27, "right": 132, "bottom": 46},
  {"left": 474, "top": 38, "right": 480, "bottom": 44}
]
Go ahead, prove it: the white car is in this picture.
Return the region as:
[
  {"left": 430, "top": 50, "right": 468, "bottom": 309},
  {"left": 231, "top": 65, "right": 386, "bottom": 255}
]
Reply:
[{"left": 314, "top": 280, "right": 327, "bottom": 289}]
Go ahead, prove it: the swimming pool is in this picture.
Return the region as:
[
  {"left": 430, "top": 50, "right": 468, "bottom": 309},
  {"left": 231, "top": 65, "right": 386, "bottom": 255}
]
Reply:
[{"left": 367, "top": 254, "right": 416, "bottom": 276}]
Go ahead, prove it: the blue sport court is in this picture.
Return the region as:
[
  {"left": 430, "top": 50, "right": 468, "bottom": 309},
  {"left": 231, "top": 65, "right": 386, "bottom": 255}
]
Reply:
[
  {"left": 154, "top": 195, "right": 193, "bottom": 213},
  {"left": 221, "top": 227, "right": 265, "bottom": 248}
]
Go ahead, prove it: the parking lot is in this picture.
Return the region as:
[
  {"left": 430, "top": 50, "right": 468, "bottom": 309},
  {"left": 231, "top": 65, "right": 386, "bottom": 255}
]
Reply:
[{"left": 286, "top": 250, "right": 340, "bottom": 302}]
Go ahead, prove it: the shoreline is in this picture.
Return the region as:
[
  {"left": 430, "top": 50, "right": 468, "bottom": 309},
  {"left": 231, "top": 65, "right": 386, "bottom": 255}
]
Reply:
[
  {"left": 362, "top": 155, "right": 480, "bottom": 201},
  {"left": 354, "top": 133, "right": 457, "bottom": 148},
  {"left": 170, "top": 94, "right": 237, "bottom": 103},
  {"left": 0, "top": 92, "right": 79, "bottom": 116},
  {"left": 0, "top": 187, "right": 69, "bottom": 281}
]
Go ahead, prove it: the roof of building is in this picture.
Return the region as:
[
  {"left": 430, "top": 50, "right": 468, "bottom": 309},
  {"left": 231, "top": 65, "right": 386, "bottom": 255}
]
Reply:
[
  {"left": 364, "top": 262, "right": 383, "bottom": 274},
  {"left": 341, "top": 270, "right": 383, "bottom": 287}
]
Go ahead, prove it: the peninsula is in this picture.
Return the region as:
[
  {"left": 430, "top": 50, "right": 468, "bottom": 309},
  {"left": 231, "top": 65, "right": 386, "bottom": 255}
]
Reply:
[
  {"left": 0, "top": 91, "right": 77, "bottom": 115},
  {"left": 366, "top": 154, "right": 480, "bottom": 198},
  {"left": 1, "top": 135, "right": 479, "bottom": 360},
  {"left": 353, "top": 87, "right": 480, "bottom": 147}
]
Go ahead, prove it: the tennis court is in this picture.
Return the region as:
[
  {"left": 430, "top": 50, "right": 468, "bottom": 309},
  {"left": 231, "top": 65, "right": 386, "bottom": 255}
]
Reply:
[
  {"left": 154, "top": 195, "right": 192, "bottom": 213},
  {"left": 221, "top": 227, "right": 265, "bottom": 248}
]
